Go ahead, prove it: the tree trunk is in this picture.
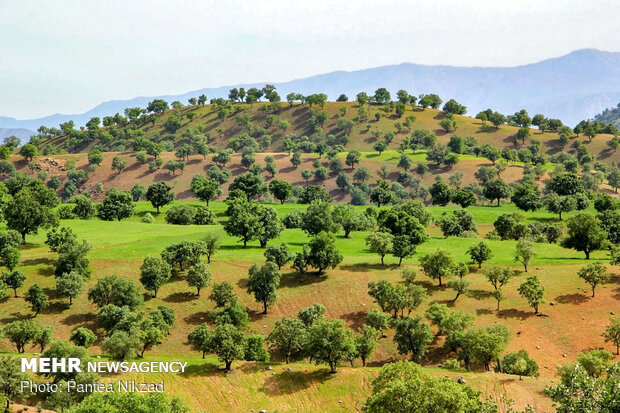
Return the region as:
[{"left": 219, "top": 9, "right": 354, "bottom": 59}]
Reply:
[
  {"left": 13, "top": 289, "right": 17, "bottom": 298},
  {"left": 592, "top": 287, "right": 595, "bottom": 297},
  {"left": 329, "top": 362, "right": 337, "bottom": 374},
  {"left": 156, "top": 206, "right": 160, "bottom": 213},
  {"left": 452, "top": 292, "right": 460, "bottom": 302},
  {"left": 263, "top": 301, "right": 268, "bottom": 314},
  {"left": 202, "top": 351, "right": 206, "bottom": 359},
  {"left": 243, "top": 238, "right": 248, "bottom": 248},
  {"left": 196, "top": 287, "right": 201, "bottom": 297},
  {"left": 381, "top": 255, "right": 384, "bottom": 266},
  {"left": 69, "top": 296, "right": 72, "bottom": 305},
  {"left": 497, "top": 358, "right": 503, "bottom": 373},
  {"left": 478, "top": 262, "right": 482, "bottom": 269},
  {"left": 398, "top": 257, "right": 403, "bottom": 266},
  {"left": 523, "top": 263, "right": 527, "bottom": 272},
  {"left": 438, "top": 276, "right": 443, "bottom": 287},
  {"left": 153, "top": 289, "right": 158, "bottom": 298},
  {"left": 362, "top": 357, "right": 366, "bottom": 367},
  {"left": 285, "top": 354, "right": 290, "bottom": 364},
  {"left": 21, "top": 233, "right": 26, "bottom": 244},
  {"left": 585, "top": 250, "right": 590, "bottom": 260},
  {"left": 225, "top": 360, "right": 232, "bottom": 371}
]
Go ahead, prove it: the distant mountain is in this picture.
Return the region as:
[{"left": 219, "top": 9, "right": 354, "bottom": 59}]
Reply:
[
  {"left": 0, "top": 127, "right": 36, "bottom": 140},
  {"left": 2, "top": 48, "right": 620, "bottom": 138}
]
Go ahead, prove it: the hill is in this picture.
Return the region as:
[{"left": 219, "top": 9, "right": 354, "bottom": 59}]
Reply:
[
  {"left": 3, "top": 49, "right": 620, "bottom": 135},
  {"left": 596, "top": 103, "right": 620, "bottom": 128}
]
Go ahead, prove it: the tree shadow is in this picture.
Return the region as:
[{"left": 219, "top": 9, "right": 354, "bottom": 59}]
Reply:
[
  {"left": 496, "top": 308, "right": 535, "bottom": 320},
  {"left": 0, "top": 311, "right": 29, "bottom": 324},
  {"left": 164, "top": 291, "right": 197, "bottom": 303},
  {"left": 259, "top": 369, "right": 334, "bottom": 396},
  {"left": 183, "top": 311, "right": 211, "bottom": 325},
  {"left": 340, "top": 311, "right": 367, "bottom": 330},
  {"left": 339, "top": 263, "right": 394, "bottom": 272},
  {"left": 555, "top": 293, "right": 589, "bottom": 304},
  {"left": 21, "top": 257, "right": 54, "bottom": 267},
  {"left": 476, "top": 308, "right": 494, "bottom": 316},
  {"left": 62, "top": 312, "right": 97, "bottom": 326},
  {"left": 467, "top": 289, "right": 493, "bottom": 300},
  {"left": 278, "top": 272, "right": 327, "bottom": 289}
]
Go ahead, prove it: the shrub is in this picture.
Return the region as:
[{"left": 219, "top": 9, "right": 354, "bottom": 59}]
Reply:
[
  {"left": 165, "top": 205, "right": 195, "bottom": 225},
  {"left": 443, "top": 359, "right": 461, "bottom": 370},
  {"left": 500, "top": 350, "right": 539, "bottom": 377},
  {"left": 141, "top": 213, "right": 154, "bottom": 223},
  {"left": 282, "top": 209, "right": 304, "bottom": 229},
  {"left": 57, "top": 204, "right": 76, "bottom": 219},
  {"left": 194, "top": 206, "right": 217, "bottom": 225}
]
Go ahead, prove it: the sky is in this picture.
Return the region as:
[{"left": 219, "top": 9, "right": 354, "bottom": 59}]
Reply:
[{"left": 1, "top": 0, "right": 619, "bottom": 119}]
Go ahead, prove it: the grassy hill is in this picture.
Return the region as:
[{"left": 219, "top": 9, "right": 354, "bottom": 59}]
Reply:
[{"left": 39, "top": 102, "right": 619, "bottom": 161}]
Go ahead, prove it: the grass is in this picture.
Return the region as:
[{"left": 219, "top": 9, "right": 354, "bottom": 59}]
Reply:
[{"left": 2, "top": 201, "right": 617, "bottom": 411}]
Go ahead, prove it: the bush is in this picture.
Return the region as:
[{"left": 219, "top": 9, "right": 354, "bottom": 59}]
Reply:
[
  {"left": 141, "top": 213, "right": 154, "bottom": 223},
  {"left": 57, "top": 204, "right": 76, "bottom": 219},
  {"left": 282, "top": 209, "right": 304, "bottom": 229},
  {"left": 164, "top": 205, "right": 195, "bottom": 225},
  {"left": 443, "top": 359, "right": 461, "bottom": 370},
  {"left": 193, "top": 206, "right": 217, "bottom": 225},
  {"left": 500, "top": 350, "right": 539, "bottom": 377}
]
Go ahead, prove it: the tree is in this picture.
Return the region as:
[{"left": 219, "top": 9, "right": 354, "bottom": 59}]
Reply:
[
  {"left": 306, "top": 231, "right": 343, "bottom": 274},
  {"left": 483, "top": 265, "right": 513, "bottom": 292},
  {"left": 561, "top": 213, "right": 607, "bottom": 259},
  {"left": 188, "top": 323, "right": 213, "bottom": 359},
  {"left": 484, "top": 179, "right": 511, "bottom": 206},
  {"left": 224, "top": 201, "right": 261, "bottom": 248},
  {"left": 268, "top": 317, "right": 307, "bottom": 364},
  {"left": 305, "top": 319, "right": 356, "bottom": 373},
  {"left": 607, "top": 167, "right": 620, "bottom": 192},
  {"left": 202, "top": 232, "right": 220, "bottom": 264},
  {"left": 512, "top": 183, "right": 542, "bottom": 212},
  {"left": 373, "top": 141, "right": 387, "bottom": 155},
  {"left": 87, "top": 275, "right": 143, "bottom": 310},
  {"left": 602, "top": 317, "right": 620, "bottom": 354},
  {"left": 247, "top": 261, "right": 281, "bottom": 314},
  {"left": 514, "top": 238, "right": 536, "bottom": 272},
  {"left": 419, "top": 249, "right": 455, "bottom": 286},
  {"left": 229, "top": 173, "right": 265, "bottom": 202},
  {"left": 577, "top": 262, "right": 607, "bottom": 297},
  {"left": 448, "top": 278, "right": 470, "bottom": 302},
  {"left": 518, "top": 276, "right": 545, "bottom": 314},
  {"left": 19, "top": 143, "right": 38, "bottom": 160},
  {"left": 70, "top": 327, "right": 97, "bottom": 348},
  {"left": 467, "top": 241, "right": 493, "bottom": 268},
  {"left": 5, "top": 188, "right": 58, "bottom": 242},
  {"left": 146, "top": 181, "right": 174, "bottom": 213},
  {"left": 544, "top": 193, "right": 577, "bottom": 220},
  {"left": 101, "top": 330, "right": 141, "bottom": 360},
  {"left": 187, "top": 262, "right": 211, "bottom": 296},
  {"left": 191, "top": 176, "right": 220, "bottom": 205},
  {"left": 25, "top": 284, "right": 49, "bottom": 316},
  {"left": 397, "top": 154, "right": 413, "bottom": 172},
  {"left": 97, "top": 189, "right": 134, "bottom": 221},
  {"left": 297, "top": 303, "right": 326, "bottom": 327},
  {"left": 0, "top": 356, "right": 32, "bottom": 411},
  {"left": 56, "top": 270, "right": 84, "bottom": 305},
  {"left": 355, "top": 325, "right": 380, "bottom": 366},
  {"left": 393, "top": 316, "right": 433, "bottom": 361},
  {"left": 473, "top": 326, "right": 510, "bottom": 372},
  {"left": 140, "top": 256, "right": 171, "bottom": 297},
  {"left": 365, "top": 231, "right": 394, "bottom": 265},
  {"left": 4, "top": 320, "right": 40, "bottom": 353},
  {"left": 429, "top": 179, "right": 453, "bottom": 206},
  {"left": 0, "top": 246, "right": 20, "bottom": 271},
  {"left": 370, "top": 180, "right": 394, "bottom": 207},
  {"left": 211, "top": 324, "right": 246, "bottom": 371},
  {"left": 2, "top": 269, "right": 25, "bottom": 297},
  {"left": 363, "top": 361, "right": 490, "bottom": 413},
  {"left": 345, "top": 150, "right": 361, "bottom": 169},
  {"left": 111, "top": 156, "right": 127, "bottom": 174},
  {"left": 72, "top": 195, "right": 96, "bottom": 219},
  {"left": 269, "top": 179, "right": 292, "bottom": 204},
  {"left": 209, "top": 281, "right": 236, "bottom": 307},
  {"left": 264, "top": 243, "right": 293, "bottom": 269},
  {"left": 392, "top": 235, "right": 416, "bottom": 266},
  {"left": 366, "top": 310, "right": 392, "bottom": 336},
  {"left": 33, "top": 326, "right": 53, "bottom": 352}
]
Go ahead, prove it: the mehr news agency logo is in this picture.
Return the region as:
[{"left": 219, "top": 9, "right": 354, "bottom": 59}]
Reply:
[{"left": 20, "top": 357, "right": 187, "bottom": 394}]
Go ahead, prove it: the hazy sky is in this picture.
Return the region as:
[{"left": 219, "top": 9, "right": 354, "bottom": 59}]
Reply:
[{"left": 1, "top": 0, "right": 619, "bottom": 119}]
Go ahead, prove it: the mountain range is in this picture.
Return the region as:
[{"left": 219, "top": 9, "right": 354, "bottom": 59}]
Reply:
[{"left": 2, "top": 48, "right": 620, "bottom": 139}]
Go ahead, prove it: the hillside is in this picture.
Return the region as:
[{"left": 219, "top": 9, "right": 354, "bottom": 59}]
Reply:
[
  {"left": 596, "top": 103, "right": 620, "bottom": 128},
  {"left": 36, "top": 101, "right": 619, "bottom": 159},
  {"left": 3, "top": 49, "right": 620, "bottom": 135}
]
